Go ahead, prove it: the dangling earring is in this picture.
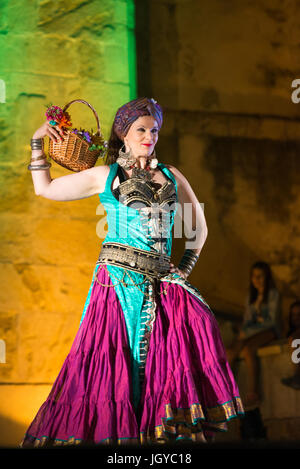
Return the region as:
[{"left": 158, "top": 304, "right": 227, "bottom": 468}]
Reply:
[
  {"left": 116, "top": 143, "right": 136, "bottom": 169},
  {"left": 149, "top": 149, "right": 158, "bottom": 169}
]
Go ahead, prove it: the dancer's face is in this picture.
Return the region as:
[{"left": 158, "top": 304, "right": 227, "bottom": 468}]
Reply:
[
  {"left": 251, "top": 268, "right": 265, "bottom": 291},
  {"left": 123, "top": 115, "right": 159, "bottom": 160}
]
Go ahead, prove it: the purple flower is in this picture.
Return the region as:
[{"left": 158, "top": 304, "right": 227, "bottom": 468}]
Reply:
[{"left": 83, "top": 131, "right": 91, "bottom": 143}]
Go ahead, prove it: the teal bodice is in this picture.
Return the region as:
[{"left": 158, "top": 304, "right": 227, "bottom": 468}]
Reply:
[{"left": 99, "top": 161, "right": 178, "bottom": 254}]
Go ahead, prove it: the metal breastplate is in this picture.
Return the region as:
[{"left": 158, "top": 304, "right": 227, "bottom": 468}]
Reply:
[
  {"left": 112, "top": 164, "right": 177, "bottom": 254},
  {"left": 112, "top": 164, "right": 176, "bottom": 208}
]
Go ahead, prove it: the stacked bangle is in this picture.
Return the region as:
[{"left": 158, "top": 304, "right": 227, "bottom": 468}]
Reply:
[
  {"left": 31, "top": 138, "right": 43, "bottom": 150},
  {"left": 31, "top": 154, "right": 47, "bottom": 162},
  {"left": 28, "top": 162, "right": 51, "bottom": 171},
  {"left": 28, "top": 137, "right": 51, "bottom": 170},
  {"left": 178, "top": 249, "right": 199, "bottom": 277}
]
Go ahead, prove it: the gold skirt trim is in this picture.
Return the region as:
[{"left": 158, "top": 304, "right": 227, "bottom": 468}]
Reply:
[
  {"left": 140, "top": 396, "right": 244, "bottom": 444},
  {"left": 19, "top": 397, "right": 244, "bottom": 447}
]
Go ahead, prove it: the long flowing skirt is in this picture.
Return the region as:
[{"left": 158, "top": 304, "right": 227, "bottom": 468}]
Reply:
[{"left": 19, "top": 266, "right": 244, "bottom": 447}]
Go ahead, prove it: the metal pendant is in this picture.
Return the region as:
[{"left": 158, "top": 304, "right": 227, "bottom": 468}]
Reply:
[
  {"left": 116, "top": 155, "right": 136, "bottom": 170},
  {"left": 131, "top": 166, "right": 152, "bottom": 181}
]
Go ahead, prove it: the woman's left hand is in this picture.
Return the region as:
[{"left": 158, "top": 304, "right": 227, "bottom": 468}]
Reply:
[{"left": 169, "top": 262, "right": 188, "bottom": 280}]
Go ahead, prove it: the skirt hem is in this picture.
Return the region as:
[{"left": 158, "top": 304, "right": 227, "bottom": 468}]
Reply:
[{"left": 19, "top": 395, "right": 245, "bottom": 447}]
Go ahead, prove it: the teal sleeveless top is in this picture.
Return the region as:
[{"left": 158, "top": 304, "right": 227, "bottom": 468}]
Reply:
[{"left": 79, "top": 162, "right": 212, "bottom": 410}]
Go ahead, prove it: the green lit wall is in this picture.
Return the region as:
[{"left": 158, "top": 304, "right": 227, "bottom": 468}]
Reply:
[{"left": 0, "top": 0, "right": 136, "bottom": 447}]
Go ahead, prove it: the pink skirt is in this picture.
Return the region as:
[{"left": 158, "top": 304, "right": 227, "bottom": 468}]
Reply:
[{"left": 20, "top": 266, "right": 244, "bottom": 447}]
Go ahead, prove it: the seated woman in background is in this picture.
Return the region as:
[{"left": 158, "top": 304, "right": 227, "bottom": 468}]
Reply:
[
  {"left": 281, "top": 300, "right": 300, "bottom": 390},
  {"left": 226, "top": 261, "right": 282, "bottom": 409}
]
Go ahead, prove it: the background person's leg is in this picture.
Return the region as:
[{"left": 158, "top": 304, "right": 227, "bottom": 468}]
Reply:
[
  {"left": 226, "top": 338, "right": 246, "bottom": 368},
  {"left": 241, "top": 328, "right": 276, "bottom": 407}
]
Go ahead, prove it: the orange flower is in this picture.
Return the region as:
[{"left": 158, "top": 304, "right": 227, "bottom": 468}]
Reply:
[{"left": 57, "top": 112, "right": 72, "bottom": 129}]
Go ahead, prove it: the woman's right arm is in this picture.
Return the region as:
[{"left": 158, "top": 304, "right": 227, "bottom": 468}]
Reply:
[
  {"left": 38, "top": 165, "right": 110, "bottom": 201},
  {"left": 30, "top": 121, "right": 110, "bottom": 201}
]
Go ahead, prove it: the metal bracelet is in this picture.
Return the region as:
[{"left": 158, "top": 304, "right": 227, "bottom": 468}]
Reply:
[
  {"left": 179, "top": 254, "right": 199, "bottom": 269},
  {"left": 30, "top": 138, "right": 44, "bottom": 150},
  {"left": 31, "top": 154, "right": 47, "bottom": 162},
  {"left": 178, "top": 249, "right": 199, "bottom": 276},
  {"left": 27, "top": 162, "right": 51, "bottom": 171},
  {"left": 31, "top": 138, "right": 43, "bottom": 143}
]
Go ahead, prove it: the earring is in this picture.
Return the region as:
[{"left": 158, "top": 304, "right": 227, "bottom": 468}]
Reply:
[
  {"left": 116, "top": 143, "right": 136, "bottom": 169},
  {"left": 149, "top": 149, "right": 158, "bottom": 169}
]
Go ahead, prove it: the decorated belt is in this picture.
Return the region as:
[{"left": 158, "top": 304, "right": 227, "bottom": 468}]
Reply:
[{"left": 96, "top": 242, "right": 171, "bottom": 278}]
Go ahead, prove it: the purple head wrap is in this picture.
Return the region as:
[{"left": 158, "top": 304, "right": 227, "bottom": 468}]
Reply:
[{"left": 113, "top": 97, "right": 163, "bottom": 141}]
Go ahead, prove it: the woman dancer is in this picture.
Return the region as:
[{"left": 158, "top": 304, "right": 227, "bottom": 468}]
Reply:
[{"left": 20, "top": 97, "right": 244, "bottom": 447}]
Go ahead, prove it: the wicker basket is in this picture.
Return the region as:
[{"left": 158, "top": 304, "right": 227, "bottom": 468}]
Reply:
[{"left": 48, "top": 99, "right": 105, "bottom": 172}]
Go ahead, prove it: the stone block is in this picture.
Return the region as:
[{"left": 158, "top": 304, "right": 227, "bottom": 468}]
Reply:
[
  {"left": 236, "top": 342, "right": 300, "bottom": 421},
  {"left": 0, "top": 312, "right": 18, "bottom": 381},
  {"left": 0, "top": 384, "right": 52, "bottom": 447},
  {"left": 17, "top": 310, "right": 84, "bottom": 382}
]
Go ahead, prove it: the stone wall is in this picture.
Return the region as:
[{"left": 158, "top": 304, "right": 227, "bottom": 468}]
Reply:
[
  {"left": 1, "top": 0, "right": 300, "bottom": 447},
  {"left": 134, "top": 1, "right": 300, "bottom": 440},
  {"left": 135, "top": 0, "right": 300, "bottom": 327},
  {"left": 0, "top": 0, "right": 136, "bottom": 446}
]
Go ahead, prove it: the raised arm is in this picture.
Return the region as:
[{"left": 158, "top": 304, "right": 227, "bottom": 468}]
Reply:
[
  {"left": 29, "top": 120, "right": 110, "bottom": 201},
  {"left": 37, "top": 165, "right": 110, "bottom": 201}
]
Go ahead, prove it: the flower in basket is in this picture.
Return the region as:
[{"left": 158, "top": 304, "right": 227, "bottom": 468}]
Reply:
[
  {"left": 88, "top": 135, "right": 108, "bottom": 158},
  {"left": 45, "top": 103, "right": 72, "bottom": 129},
  {"left": 71, "top": 128, "right": 89, "bottom": 140},
  {"left": 83, "top": 131, "right": 92, "bottom": 143},
  {"left": 45, "top": 103, "right": 107, "bottom": 160},
  {"left": 45, "top": 104, "right": 64, "bottom": 122},
  {"left": 57, "top": 112, "right": 72, "bottom": 129},
  {"left": 70, "top": 128, "right": 106, "bottom": 158}
]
